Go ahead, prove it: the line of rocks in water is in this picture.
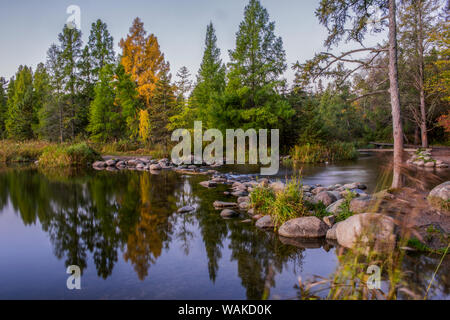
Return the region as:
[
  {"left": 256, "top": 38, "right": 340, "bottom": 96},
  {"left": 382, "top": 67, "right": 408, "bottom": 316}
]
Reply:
[
  {"left": 406, "top": 149, "right": 448, "bottom": 168},
  {"left": 92, "top": 157, "right": 223, "bottom": 175},
  {"left": 199, "top": 173, "right": 450, "bottom": 252}
]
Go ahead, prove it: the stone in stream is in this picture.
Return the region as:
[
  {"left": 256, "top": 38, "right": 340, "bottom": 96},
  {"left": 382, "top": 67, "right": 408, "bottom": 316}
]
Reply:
[
  {"left": 150, "top": 163, "right": 162, "bottom": 170},
  {"left": 255, "top": 215, "right": 274, "bottom": 229},
  {"left": 252, "top": 214, "right": 263, "bottom": 220},
  {"left": 270, "top": 181, "right": 285, "bottom": 193},
  {"left": 105, "top": 159, "right": 117, "bottom": 166},
  {"left": 349, "top": 196, "right": 375, "bottom": 213},
  {"left": 232, "top": 190, "right": 248, "bottom": 197},
  {"left": 127, "top": 159, "right": 138, "bottom": 167},
  {"left": 213, "top": 201, "right": 238, "bottom": 208},
  {"left": 237, "top": 196, "right": 251, "bottom": 204},
  {"left": 247, "top": 208, "right": 255, "bottom": 215},
  {"left": 335, "top": 213, "right": 396, "bottom": 251},
  {"left": 278, "top": 216, "right": 329, "bottom": 238},
  {"left": 93, "top": 161, "right": 106, "bottom": 168},
  {"left": 199, "top": 180, "right": 217, "bottom": 188},
  {"left": 323, "top": 215, "right": 336, "bottom": 227},
  {"left": 326, "top": 223, "right": 339, "bottom": 240},
  {"left": 220, "top": 209, "right": 239, "bottom": 218},
  {"left": 314, "top": 191, "right": 337, "bottom": 207},
  {"left": 326, "top": 199, "right": 346, "bottom": 215},
  {"left": 239, "top": 202, "right": 250, "bottom": 210},
  {"left": 177, "top": 206, "right": 195, "bottom": 213},
  {"left": 428, "top": 181, "right": 450, "bottom": 211}
]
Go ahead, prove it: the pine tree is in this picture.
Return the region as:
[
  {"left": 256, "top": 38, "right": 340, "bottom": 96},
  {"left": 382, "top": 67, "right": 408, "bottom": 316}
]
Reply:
[
  {"left": 175, "top": 66, "right": 192, "bottom": 101},
  {"left": 87, "top": 19, "right": 115, "bottom": 80},
  {"left": 32, "top": 63, "right": 50, "bottom": 136},
  {"left": 0, "top": 77, "right": 8, "bottom": 138},
  {"left": 6, "top": 66, "right": 35, "bottom": 140},
  {"left": 58, "top": 25, "right": 83, "bottom": 139},
  {"left": 39, "top": 44, "right": 68, "bottom": 142},
  {"left": 149, "top": 62, "right": 176, "bottom": 146},
  {"left": 190, "top": 22, "right": 225, "bottom": 127},
  {"left": 88, "top": 64, "right": 123, "bottom": 141},
  {"left": 221, "top": 0, "right": 293, "bottom": 130}
]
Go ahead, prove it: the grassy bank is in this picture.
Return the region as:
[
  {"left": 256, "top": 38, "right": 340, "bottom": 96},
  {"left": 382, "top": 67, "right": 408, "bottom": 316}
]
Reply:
[
  {"left": 0, "top": 140, "right": 51, "bottom": 163},
  {"left": 38, "top": 142, "right": 101, "bottom": 167},
  {"left": 290, "top": 142, "right": 358, "bottom": 163}
]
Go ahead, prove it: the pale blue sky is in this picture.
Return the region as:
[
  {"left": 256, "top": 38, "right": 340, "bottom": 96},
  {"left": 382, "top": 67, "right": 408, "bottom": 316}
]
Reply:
[{"left": 0, "top": 0, "right": 384, "bottom": 83}]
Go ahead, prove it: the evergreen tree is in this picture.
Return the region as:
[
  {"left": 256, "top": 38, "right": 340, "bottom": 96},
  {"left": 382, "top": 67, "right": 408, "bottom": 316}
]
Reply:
[
  {"left": 190, "top": 22, "right": 226, "bottom": 127},
  {"left": 58, "top": 25, "right": 83, "bottom": 139},
  {"left": 0, "top": 77, "right": 7, "bottom": 138},
  {"left": 87, "top": 19, "right": 115, "bottom": 80},
  {"left": 221, "top": 0, "right": 293, "bottom": 130},
  {"left": 32, "top": 63, "right": 50, "bottom": 136},
  {"left": 6, "top": 66, "right": 35, "bottom": 140},
  {"left": 175, "top": 66, "right": 192, "bottom": 101},
  {"left": 88, "top": 64, "right": 123, "bottom": 141},
  {"left": 149, "top": 62, "right": 176, "bottom": 146}
]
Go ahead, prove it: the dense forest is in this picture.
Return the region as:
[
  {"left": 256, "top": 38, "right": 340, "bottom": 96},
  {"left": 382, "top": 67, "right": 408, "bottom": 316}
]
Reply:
[{"left": 0, "top": 0, "right": 448, "bottom": 155}]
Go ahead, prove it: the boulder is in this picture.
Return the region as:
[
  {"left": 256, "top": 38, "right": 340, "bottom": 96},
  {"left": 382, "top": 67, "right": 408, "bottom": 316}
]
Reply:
[
  {"left": 220, "top": 209, "right": 239, "bottom": 218},
  {"left": 428, "top": 181, "right": 450, "bottom": 201},
  {"left": 255, "top": 215, "right": 274, "bottom": 229},
  {"left": 335, "top": 213, "right": 396, "bottom": 251},
  {"left": 424, "top": 161, "right": 435, "bottom": 168},
  {"left": 105, "top": 159, "right": 117, "bottom": 166},
  {"left": 326, "top": 199, "right": 346, "bottom": 215},
  {"left": 312, "top": 187, "right": 327, "bottom": 195},
  {"left": 278, "top": 216, "right": 329, "bottom": 238},
  {"left": 315, "top": 191, "right": 337, "bottom": 207},
  {"left": 270, "top": 181, "right": 286, "bottom": 193},
  {"left": 149, "top": 163, "right": 162, "bottom": 170},
  {"left": 349, "top": 196, "right": 375, "bottom": 213},
  {"left": 93, "top": 161, "right": 106, "bottom": 168},
  {"left": 323, "top": 215, "right": 336, "bottom": 227},
  {"left": 326, "top": 223, "right": 339, "bottom": 240},
  {"left": 239, "top": 202, "right": 250, "bottom": 210},
  {"left": 177, "top": 206, "right": 195, "bottom": 213},
  {"left": 213, "top": 201, "right": 237, "bottom": 208},
  {"left": 237, "top": 196, "right": 251, "bottom": 204},
  {"left": 199, "top": 180, "right": 217, "bottom": 188}
]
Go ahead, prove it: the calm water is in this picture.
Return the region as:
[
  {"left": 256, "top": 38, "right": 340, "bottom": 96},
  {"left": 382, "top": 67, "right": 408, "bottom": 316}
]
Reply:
[{"left": 0, "top": 155, "right": 448, "bottom": 299}]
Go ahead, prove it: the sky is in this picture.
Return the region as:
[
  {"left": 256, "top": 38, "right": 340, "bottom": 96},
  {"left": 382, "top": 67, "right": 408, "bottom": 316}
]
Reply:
[{"left": 0, "top": 0, "right": 385, "bottom": 84}]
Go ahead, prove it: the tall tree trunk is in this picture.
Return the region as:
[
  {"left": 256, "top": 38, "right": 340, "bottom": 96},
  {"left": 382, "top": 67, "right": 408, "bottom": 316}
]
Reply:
[
  {"left": 388, "top": 0, "right": 404, "bottom": 189},
  {"left": 417, "top": 2, "right": 428, "bottom": 148}
]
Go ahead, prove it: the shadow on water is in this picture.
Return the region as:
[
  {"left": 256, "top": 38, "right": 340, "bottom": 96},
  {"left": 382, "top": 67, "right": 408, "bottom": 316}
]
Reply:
[{"left": 0, "top": 154, "right": 448, "bottom": 299}]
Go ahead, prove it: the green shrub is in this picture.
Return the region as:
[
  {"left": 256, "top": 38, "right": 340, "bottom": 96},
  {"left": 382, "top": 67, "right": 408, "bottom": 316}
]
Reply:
[
  {"left": 335, "top": 191, "right": 357, "bottom": 222},
  {"left": 250, "top": 185, "right": 276, "bottom": 214},
  {"left": 38, "top": 142, "right": 101, "bottom": 167},
  {"left": 290, "top": 142, "right": 358, "bottom": 163}
]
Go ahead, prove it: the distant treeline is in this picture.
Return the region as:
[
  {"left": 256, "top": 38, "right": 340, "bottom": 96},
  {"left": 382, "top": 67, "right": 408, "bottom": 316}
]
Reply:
[{"left": 0, "top": 0, "right": 448, "bottom": 153}]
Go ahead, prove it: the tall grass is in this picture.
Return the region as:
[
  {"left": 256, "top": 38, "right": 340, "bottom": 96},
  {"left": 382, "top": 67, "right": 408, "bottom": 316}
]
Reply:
[
  {"left": 38, "top": 142, "right": 101, "bottom": 167},
  {"left": 291, "top": 142, "right": 358, "bottom": 163},
  {"left": 0, "top": 140, "right": 52, "bottom": 163},
  {"left": 95, "top": 140, "right": 170, "bottom": 158}
]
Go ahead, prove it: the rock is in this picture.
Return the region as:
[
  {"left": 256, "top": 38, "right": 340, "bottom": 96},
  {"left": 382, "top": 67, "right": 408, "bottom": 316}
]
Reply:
[
  {"left": 428, "top": 181, "right": 450, "bottom": 207},
  {"left": 105, "top": 159, "right": 117, "bottom": 166},
  {"left": 239, "top": 202, "right": 250, "bottom": 210},
  {"left": 241, "top": 219, "right": 252, "bottom": 224},
  {"left": 237, "top": 196, "right": 251, "bottom": 204},
  {"left": 93, "top": 161, "right": 106, "bottom": 168},
  {"left": 177, "top": 206, "right": 195, "bottom": 213},
  {"left": 213, "top": 201, "right": 238, "bottom": 208},
  {"left": 357, "top": 183, "right": 367, "bottom": 190},
  {"left": 349, "top": 196, "right": 375, "bottom": 213},
  {"left": 247, "top": 208, "right": 255, "bottom": 215},
  {"left": 329, "top": 191, "right": 342, "bottom": 200},
  {"left": 278, "top": 216, "right": 329, "bottom": 238},
  {"left": 326, "top": 223, "right": 339, "bottom": 240},
  {"left": 258, "top": 178, "right": 269, "bottom": 187},
  {"left": 232, "top": 190, "right": 248, "bottom": 197},
  {"left": 335, "top": 213, "right": 396, "bottom": 251},
  {"left": 199, "top": 180, "right": 217, "bottom": 188},
  {"left": 323, "top": 215, "right": 336, "bottom": 227},
  {"left": 139, "top": 157, "right": 151, "bottom": 163},
  {"left": 127, "top": 159, "right": 138, "bottom": 167},
  {"left": 220, "top": 209, "right": 239, "bottom": 218},
  {"left": 302, "top": 185, "right": 312, "bottom": 192},
  {"left": 270, "top": 181, "right": 286, "bottom": 193},
  {"left": 212, "top": 177, "right": 227, "bottom": 183},
  {"left": 136, "top": 163, "right": 145, "bottom": 169},
  {"left": 315, "top": 191, "right": 337, "bottom": 207},
  {"left": 312, "top": 187, "right": 327, "bottom": 195},
  {"left": 424, "top": 161, "right": 435, "bottom": 168},
  {"left": 343, "top": 183, "right": 359, "bottom": 190},
  {"left": 149, "top": 169, "right": 161, "bottom": 175},
  {"left": 116, "top": 160, "right": 125, "bottom": 167},
  {"left": 326, "top": 199, "right": 346, "bottom": 215},
  {"left": 255, "top": 215, "right": 274, "bottom": 229},
  {"left": 414, "top": 160, "right": 425, "bottom": 166},
  {"left": 148, "top": 163, "right": 161, "bottom": 170}
]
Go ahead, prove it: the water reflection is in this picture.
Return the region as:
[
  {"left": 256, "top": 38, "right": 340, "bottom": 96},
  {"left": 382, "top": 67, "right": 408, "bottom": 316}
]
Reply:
[{"left": 0, "top": 158, "right": 448, "bottom": 299}]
